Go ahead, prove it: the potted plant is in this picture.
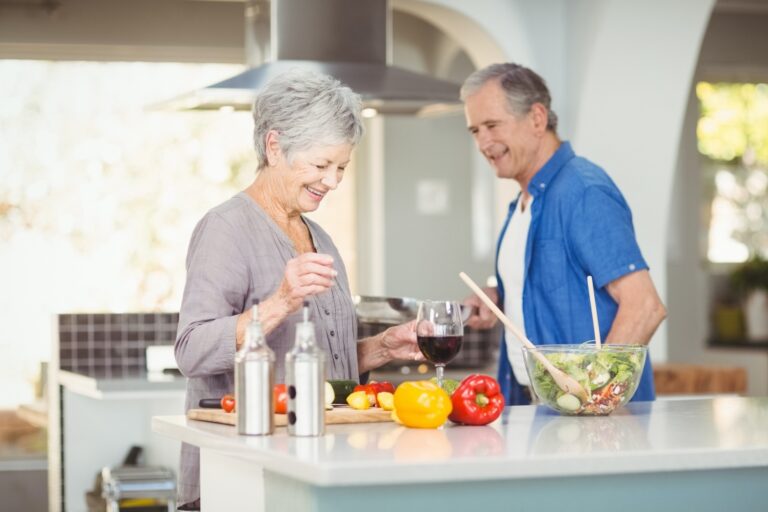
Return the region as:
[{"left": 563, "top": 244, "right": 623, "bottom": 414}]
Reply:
[{"left": 730, "top": 256, "right": 768, "bottom": 341}]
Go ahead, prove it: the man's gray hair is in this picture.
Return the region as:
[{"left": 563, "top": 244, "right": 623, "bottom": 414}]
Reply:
[
  {"left": 252, "top": 69, "right": 364, "bottom": 169},
  {"left": 461, "top": 63, "right": 558, "bottom": 132}
]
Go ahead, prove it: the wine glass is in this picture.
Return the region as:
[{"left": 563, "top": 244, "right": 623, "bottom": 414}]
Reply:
[{"left": 416, "top": 300, "right": 464, "bottom": 389}]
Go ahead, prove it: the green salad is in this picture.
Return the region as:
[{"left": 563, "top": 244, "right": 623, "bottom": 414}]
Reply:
[{"left": 527, "top": 346, "right": 646, "bottom": 415}]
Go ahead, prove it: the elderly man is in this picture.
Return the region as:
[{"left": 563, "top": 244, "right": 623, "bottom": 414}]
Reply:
[{"left": 461, "top": 63, "right": 667, "bottom": 405}]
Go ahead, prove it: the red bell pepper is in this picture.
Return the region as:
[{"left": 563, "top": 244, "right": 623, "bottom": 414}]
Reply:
[{"left": 448, "top": 374, "right": 505, "bottom": 426}]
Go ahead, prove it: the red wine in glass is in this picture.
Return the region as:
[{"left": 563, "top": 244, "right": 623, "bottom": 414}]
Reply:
[
  {"left": 417, "top": 335, "right": 463, "bottom": 364},
  {"left": 416, "top": 300, "right": 464, "bottom": 389}
]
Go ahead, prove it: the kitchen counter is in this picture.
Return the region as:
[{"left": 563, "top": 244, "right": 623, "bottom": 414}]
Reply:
[
  {"left": 59, "top": 369, "right": 186, "bottom": 399},
  {"left": 153, "top": 396, "right": 768, "bottom": 511},
  {"left": 53, "top": 369, "right": 185, "bottom": 511}
]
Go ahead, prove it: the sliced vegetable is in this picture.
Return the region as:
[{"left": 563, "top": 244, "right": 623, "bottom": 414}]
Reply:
[
  {"left": 354, "top": 384, "right": 377, "bottom": 407},
  {"left": 221, "top": 394, "right": 235, "bottom": 413},
  {"left": 448, "top": 374, "right": 505, "bottom": 426},
  {"left": 376, "top": 391, "right": 394, "bottom": 411},
  {"left": 346, "top": 390, "right": 371, "bottom": 410},
  {"left": 556, "top": 393, "right": 581, "bottom": 412},
  {"left": 353, "top": 381, "right": 395, "bottom": 407},
  {"left": 324, "top": 381, "right": 335, "bottom": 410},
  {"left": 328, "top": 379, "right": 358, "bottom": 404},
  {"left": 393, "top": 380, "right": 452, "bottom": 429}
]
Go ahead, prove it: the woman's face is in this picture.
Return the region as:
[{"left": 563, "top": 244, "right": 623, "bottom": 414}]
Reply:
[{"left": 279, "top": 142, "right": 353, "bottom": 213}]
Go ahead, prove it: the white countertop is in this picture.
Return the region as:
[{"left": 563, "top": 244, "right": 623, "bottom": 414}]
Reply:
[
  {"left": 59, "top": 369, "right": 187, "bottom": 399},
  {"left": 153, "top": 396, "right": 768, "bottom": 486}
]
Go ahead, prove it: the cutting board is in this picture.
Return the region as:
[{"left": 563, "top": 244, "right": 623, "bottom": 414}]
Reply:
[{"left": 188, "top": 407, "right": 393, "bottom": 427}]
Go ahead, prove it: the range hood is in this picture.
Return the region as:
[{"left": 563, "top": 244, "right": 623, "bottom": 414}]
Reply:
[{"left": 162, "top": 0, "right": 462, "bottom": 116}]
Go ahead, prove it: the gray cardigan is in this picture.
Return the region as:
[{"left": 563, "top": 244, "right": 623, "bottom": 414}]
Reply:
[{"left": 175, "top": 191, "right": 359, "bottom": 504}]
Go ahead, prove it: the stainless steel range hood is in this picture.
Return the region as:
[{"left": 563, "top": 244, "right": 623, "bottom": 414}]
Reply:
[{"left": 162, "top": 0, "right": 461, "bottom": 116}]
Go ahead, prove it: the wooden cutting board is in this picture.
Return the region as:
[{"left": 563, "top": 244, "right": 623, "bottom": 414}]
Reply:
[{"left": 188, "top": 407, "right": 393, "bottom": 427}]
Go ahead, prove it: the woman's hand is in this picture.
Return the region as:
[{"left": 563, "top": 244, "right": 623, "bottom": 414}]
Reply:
[
  {"left": 276, "top": 252, "right": 337, "bottom": 313},
  {"left": 464, "top": 286, "right": 499, "bottom": 330},
  {"left": 357, "top": 320, "right": 423, "bottom": 374},
  {"left": 380, "top": 320, "right": 423, "bottom": 362},
  {"left": 237, "top": 253, "right": 336, "bottom": 348}
]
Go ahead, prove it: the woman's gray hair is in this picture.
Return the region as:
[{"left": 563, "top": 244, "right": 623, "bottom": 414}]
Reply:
[
  {"left": 252, "top": 69, "right": 364, "bottom": 169},
  {"left": 461, "top": 63, "right": 558, "bottom": 132}
]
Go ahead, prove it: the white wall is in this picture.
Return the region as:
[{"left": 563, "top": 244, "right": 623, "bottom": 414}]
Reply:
[{"left": 564, "top": 0, "right": 715, "bottom": 362}]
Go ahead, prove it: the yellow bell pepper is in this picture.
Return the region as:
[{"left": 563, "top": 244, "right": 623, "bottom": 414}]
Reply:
[{"left": 393, "top": 381, "right": 452, "bottom": 429}]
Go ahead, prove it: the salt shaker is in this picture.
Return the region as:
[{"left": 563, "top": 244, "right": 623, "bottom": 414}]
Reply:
[
  {"left": 235, "top": 300, "right": 275, "bottom": 436},
  {"left": 285, "top": 301, "right": 326, "bottom": 437}
]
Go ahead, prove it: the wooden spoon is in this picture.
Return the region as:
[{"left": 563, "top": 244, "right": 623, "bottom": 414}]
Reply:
[
  {"left": 459, "top": 272, "right": 590, "bottom": 403},
  {"left": 587, "top": 276, "right": 602, "bottom": 349}
]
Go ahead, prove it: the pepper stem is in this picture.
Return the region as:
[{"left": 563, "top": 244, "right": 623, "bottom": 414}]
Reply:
[{"left": 476, "top": 393, "right": 489, "bottom": 407}]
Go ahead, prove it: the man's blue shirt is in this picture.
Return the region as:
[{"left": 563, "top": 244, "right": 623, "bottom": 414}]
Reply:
[{"left": 496, "top": 141, "right": 656, "bottom": 405}]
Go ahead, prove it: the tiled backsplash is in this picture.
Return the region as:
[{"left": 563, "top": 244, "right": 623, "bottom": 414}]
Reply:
[
  {"left": 58, "top": 312, "right": 501, "bottom": 375},
  {"left": 57, "top": 313, "right": 178, "bottom": 377}
]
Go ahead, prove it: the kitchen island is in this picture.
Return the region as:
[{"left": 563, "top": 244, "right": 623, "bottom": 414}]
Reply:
[{"left": 152, "top": 396, "right": 768, "bottom": 511}]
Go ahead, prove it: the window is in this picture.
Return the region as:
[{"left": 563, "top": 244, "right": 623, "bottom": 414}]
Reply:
[
  {"left": 0, "top": 60, "right": 256, "bottom": 407},
  {"left": 697, "top": 82, "right": 768, "bottom": 263}
]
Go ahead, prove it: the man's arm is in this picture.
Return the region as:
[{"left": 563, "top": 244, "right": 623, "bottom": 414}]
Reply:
[{"left": 604, "top": 270, "right": 667, "bottom": 345}]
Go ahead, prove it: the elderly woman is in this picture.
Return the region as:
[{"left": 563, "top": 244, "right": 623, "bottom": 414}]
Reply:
[{"left": 174, "top": 70, "right": 421, "bottom": 510}]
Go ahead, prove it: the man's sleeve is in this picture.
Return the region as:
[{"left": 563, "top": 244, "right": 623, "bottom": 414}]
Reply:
[{"left": 567, "top": 185, "right": 648, "bottom": 289}]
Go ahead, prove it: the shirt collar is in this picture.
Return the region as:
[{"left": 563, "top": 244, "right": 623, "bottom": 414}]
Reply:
[{"left": 528, "top": 141, "right": 574, "bottom": 198}]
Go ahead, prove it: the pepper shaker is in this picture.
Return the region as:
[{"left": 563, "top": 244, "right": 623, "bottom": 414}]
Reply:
[
  {"left": 235, "top": 300, "right": 275, "bottom": 436},
  {"left": 285, "top": 301, "right": 325, "bottom": 437}
]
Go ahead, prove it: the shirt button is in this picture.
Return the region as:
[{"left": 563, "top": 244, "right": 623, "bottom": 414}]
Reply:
[
  {"left": 330, "top": 330, "right": 335, "bottom": 337},
  {"left": 629, "top": 263, "right": 636, "bottom": 271},
  {"left": 334, "top": 353, "right": 339, "bottom": 360}
]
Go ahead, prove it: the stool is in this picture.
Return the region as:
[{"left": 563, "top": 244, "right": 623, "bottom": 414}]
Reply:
[{"left": 101, "top": 466, "right": 176, "bottom": 512}]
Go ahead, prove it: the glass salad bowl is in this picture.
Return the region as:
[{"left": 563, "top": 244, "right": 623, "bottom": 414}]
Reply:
[{"left": 522, "top": 343, "right": 647, "bottom": 415}]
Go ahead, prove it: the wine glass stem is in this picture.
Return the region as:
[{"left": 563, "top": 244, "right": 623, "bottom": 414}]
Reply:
[{"left": 436, "top": 364, "right": 445, "bottom": 389}]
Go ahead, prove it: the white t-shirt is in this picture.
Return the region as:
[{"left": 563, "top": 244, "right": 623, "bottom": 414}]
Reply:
[{"left": 498, "top": 195, "right": 533, "bottom": 386}]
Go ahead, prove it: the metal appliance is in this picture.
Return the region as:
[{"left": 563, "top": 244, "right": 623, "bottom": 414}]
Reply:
[{"left": 160, "top": 0, "right": 461, "bottom": 116}]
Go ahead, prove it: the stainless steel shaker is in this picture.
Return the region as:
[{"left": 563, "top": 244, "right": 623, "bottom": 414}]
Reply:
[
  {"left": 285, "top": 301, "right": 326, "bottom": 437},
  {"left": 235, "top": 301, "right": 275, "bottom": 436}
]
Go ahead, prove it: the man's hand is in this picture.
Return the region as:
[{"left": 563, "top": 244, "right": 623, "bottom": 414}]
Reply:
[
  {"left": 604, "top": 270, "right": 666, "bottom": 345},
  {"left": 464, "top": 286, "right": 500, "bottom": 330}
]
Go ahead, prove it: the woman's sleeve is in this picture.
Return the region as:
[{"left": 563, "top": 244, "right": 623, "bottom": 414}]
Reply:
[{"left": 175, "top": 212, "right": 250, "bottom": 378}]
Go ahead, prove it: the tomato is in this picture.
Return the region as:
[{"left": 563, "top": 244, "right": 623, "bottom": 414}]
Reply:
[
  {"left": 374, "top": 381, "right": 395, "bottom": 394},
  {"left": 221, "top": 394, "right": 236, "bottom": 413},
  {"left": 274, "top": 384, "right": 288, "bottom": 414}
]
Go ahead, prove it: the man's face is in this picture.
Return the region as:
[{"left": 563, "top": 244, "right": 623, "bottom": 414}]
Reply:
[{"left": 464, "top": 80, "right": 538, "bottom": 181}]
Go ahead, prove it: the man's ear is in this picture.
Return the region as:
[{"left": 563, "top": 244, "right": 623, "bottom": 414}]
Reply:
[
  {"left": 529, "top": 103, "right": 549, "bottom": 135},
  {"left": 265, "top": 130, "right": 281, "bottom": 167}
]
